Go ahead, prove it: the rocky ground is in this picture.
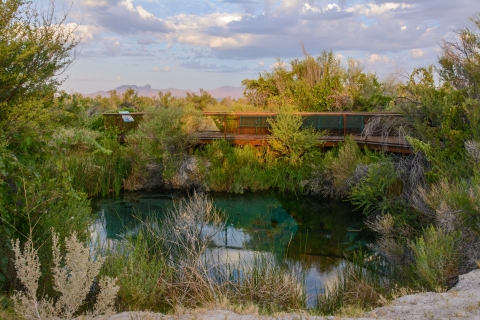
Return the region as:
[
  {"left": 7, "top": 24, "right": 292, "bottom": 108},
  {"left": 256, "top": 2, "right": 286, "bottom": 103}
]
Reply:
[{"left": 96, "top": 269, "right": 480, "bottom": 320}]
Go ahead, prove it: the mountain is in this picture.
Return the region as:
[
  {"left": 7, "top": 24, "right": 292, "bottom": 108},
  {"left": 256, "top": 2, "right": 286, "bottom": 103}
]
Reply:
[
  {"left": 206, "top": 86, "right": 244, "bottom": 99},
  {"left": 85, "top": 84, "right": 244, "bottom": 99}
]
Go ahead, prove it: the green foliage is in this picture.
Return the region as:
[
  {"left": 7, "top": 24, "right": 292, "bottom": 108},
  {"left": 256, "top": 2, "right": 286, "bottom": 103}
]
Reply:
[
  {"left": 349, "top": 161, "right": 398, "bottom": 216},
  {"left": 400, "top": 66, "right": 479, "bottom": 181},
  {"left": 197, "top": 140, "right": 271, "bottom": 193},
  {"left": 0, "top": 0, "right": 96, "bottom": 295},
  {"left": 0, "top": 0, "right": 78, "bottom": 105},
  {"left": 102, "top": 232, "right": 171, "bottom": 312},
  {"left": 0, "top": 157, "right": 91, "bottom": 291},
  {"left": 267, "top": 106, "right": 322, "bottom": 165},
  {"left": 185, "top": 88, "right": 217, "bottom": 110},
  {"left": 410, "top": 226, "right": 461, "bottom": 291},
  {"left": 60, "top": 130, "right": 130, "bottom": 196},
  {"left": 125, "top": 106, "right": 201, "bottom": 186},
  {"left": 242, "top": 50, "right": 392, "bottom": 111}
]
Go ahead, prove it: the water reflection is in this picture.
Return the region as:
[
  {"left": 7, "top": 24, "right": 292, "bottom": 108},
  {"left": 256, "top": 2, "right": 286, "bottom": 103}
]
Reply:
[{"left": 91, "top": 190, "right": 363, "bottom": 307}]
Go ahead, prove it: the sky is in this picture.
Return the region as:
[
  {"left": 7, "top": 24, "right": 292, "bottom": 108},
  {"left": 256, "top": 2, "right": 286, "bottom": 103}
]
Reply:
[{"left": 53, "top": 0, "right": 480, "bottom": 94}]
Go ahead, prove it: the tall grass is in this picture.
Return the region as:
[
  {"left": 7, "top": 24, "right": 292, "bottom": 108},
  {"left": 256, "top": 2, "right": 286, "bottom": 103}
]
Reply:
[
  {"left": 197, "top": 140, "right": 272, "bottom": 193},
  {"left": 65, "top": 131, "right": 129, "bottom": 197},
  {"left": 315, "top": 253, "right": 392, "bottom": 316},
  {"left": 197, "top": 139, "right": 319, "bottom": 194}
]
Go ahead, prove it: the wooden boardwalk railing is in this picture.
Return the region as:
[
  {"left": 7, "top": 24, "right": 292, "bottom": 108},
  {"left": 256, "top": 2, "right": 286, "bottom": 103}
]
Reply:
[
  {"left": 200, "top": 112, "right": 412, "bottom": 154},
  {"left": 103, "top": 111, "right": 412, "bottom": 154}
]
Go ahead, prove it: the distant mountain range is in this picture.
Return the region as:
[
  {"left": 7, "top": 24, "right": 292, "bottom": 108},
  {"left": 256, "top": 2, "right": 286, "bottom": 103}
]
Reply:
[{"left": 85, "top": 84, "right": 244, "bottom": 100}]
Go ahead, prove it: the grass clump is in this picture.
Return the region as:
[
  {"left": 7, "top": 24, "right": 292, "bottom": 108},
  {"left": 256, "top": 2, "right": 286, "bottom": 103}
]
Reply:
[
  {"left": 315, "top": 253, "right": 390, "bottom": 316},
  {"left": 102, "top": 232, "right": 171, "bottom": 312}
]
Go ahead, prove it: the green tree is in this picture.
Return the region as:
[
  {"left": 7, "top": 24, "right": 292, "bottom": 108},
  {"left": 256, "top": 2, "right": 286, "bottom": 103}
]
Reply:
[
  {"left": 242, "top": 50, "right": 390, "bottom": 111},
  {"left": 0, "top": 0, "right": 78, "bottom": 106},
  {"left": 185, "top": 88, "right": 217, "bottom": 110},
  {"left": 0, "top": 0, "right": 90, "bottom": 292},
  {"left": 267, "top": 106, "right": 322, "bottom": 165}
]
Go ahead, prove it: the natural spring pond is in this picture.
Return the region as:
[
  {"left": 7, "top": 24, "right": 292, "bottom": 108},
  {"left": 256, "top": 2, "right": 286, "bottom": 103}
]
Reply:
[{"left": 91, "top": 190, "right": 368, "bottom": 307}]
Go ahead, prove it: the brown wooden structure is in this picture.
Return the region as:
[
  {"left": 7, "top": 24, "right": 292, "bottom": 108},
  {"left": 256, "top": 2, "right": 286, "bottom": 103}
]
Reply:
[
  {"left": 200, "top": 112, "right": 412, "bottom": 154},
  {"left": 103, "top": 111, "right": 412, "bottom": 154}
]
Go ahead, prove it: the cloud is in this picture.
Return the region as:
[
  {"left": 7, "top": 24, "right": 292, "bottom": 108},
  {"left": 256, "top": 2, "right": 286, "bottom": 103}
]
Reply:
[
  {"left": 78, "top": 0, "right": 171, "bottom": 35},
  {"left": 180, "top": 60, "right": 249, "bottom": 73},
  {"left": 152, "top": 65, "right": 174, "bottom": 72},
  {"left": 151, "top": 0, "right": 463, "bottom": 61},
  {"left": 222, "top": 0, "right": 257, "bottom": 3},
  {"left": 411, "top": 48, "right": 425, "bottom": 58},
  {"left": 79, "top": 0, "right": 108, "bottom": 7},
  {"left": 364, "top": 54, "right": 391, "bottom": 65}
]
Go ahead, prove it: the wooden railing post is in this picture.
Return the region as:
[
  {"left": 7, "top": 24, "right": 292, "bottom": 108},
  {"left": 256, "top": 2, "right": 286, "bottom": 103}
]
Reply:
[
  {"left": 343, "top": 114, "right": 347, "bottom": 138},
  {"left": 223, "top": 115, "right": 226, "bottom": 139}
]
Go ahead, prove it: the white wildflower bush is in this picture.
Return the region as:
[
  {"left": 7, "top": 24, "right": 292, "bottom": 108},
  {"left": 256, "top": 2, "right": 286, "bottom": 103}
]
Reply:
[{"left": 12, "top": 230, "right": 119, "bottom": 320}]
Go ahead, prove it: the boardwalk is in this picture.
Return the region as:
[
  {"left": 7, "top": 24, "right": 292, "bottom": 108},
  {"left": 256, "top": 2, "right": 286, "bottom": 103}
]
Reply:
[
  {"left": 198, "top": 112, "right": 412, "bottom": 154},
  {"left": 102, "top": 111, "right": 412, "bottom": 154},
  {"left": 195, "top": 131, "right": 412, "bottom": 154}
]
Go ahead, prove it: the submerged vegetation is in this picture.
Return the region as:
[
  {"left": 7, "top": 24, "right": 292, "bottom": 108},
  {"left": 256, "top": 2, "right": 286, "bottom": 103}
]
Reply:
[{"left": 1, "top": 0, "right": 480, "bottom": 317}]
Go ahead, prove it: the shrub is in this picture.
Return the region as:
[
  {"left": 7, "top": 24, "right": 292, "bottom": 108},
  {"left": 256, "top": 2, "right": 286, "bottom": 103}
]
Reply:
[
  {"left": 267, "top": 106, "right": 322, "bottom": 165},
  {"left": 349, "top": 161, "right": 398, "bottom": 216},
  {"left": 410, "top": 225, "right": 460, "bottom": 291},
  {"left": 197, "top": 140, "right": 271, "bottom": 193},
  {"left": 124, "top": 106, "right": 202, "bottom": 189},
  {"left": 12, "top": 231, "right": 119, "bottom": 319}
]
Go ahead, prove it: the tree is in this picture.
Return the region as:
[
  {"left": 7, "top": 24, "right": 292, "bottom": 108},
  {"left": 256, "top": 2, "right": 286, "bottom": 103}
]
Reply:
[
  {"left": 0, "top": 0, "right": 78, "bottom": 105},
  {"left": 438, "top": 13, "right": 480, "bottom": 99},
  {"left": 242, "top": 49, "right": 390, "bottom": 111},
  {"left": 267, "top": 105, "right": 322, "bottom": 165},
  {"left": 185, "top": 88, "right": 217, "bottom": 110}
]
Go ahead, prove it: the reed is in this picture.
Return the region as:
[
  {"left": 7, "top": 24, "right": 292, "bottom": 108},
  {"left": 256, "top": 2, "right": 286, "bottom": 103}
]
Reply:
[{"left": 315, "top": 253, "right": 391, "bottom": 316}]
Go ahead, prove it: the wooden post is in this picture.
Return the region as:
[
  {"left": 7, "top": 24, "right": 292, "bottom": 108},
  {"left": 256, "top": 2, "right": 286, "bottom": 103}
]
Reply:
[
  {"left": 223, "top": 115, "right": 226, "bottom": 139},
  {"left": 343, "top": 114, "right": 347, "bottom": 138}
]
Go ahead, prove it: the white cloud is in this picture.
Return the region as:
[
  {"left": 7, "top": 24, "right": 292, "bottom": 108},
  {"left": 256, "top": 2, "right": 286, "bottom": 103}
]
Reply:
[
  {"left": 364, "top": 54, "right": 391, "bottom": 65},
  {"left": 411, "top": 48, "right": 425, "bottom": 58},
  {"left": 80, "top": 0, "right": 108, "bottom": 7},
  {"left": 270, "top": 60, "right": 289, "bottom": 69},
  {"left": 153, "top": 65, "right": 173, "bottom": 72},
  {"left": 64, "top": 23, "right": 98, "bottom": 44},
  {"left": 348, "top": 3, "right": 415, "bottom": 16}
]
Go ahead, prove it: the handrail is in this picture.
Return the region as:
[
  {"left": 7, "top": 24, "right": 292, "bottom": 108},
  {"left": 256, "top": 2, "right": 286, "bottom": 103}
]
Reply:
[{"left": 202, "top": 111, "right": 401, "bottom": 116}]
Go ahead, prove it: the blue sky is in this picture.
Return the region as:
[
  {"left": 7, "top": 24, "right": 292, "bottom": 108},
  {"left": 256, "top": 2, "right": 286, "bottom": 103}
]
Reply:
[{"left": 56, "top": 0, "right": 480, "bottom": 94}]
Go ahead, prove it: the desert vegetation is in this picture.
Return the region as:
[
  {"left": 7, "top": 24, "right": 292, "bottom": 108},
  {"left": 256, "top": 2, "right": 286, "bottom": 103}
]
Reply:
[{"left": 1, "top": 0, "right": 480, "bottom": 318}]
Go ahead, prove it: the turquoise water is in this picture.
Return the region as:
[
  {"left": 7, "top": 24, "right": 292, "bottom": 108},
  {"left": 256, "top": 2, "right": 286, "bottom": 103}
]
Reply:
[{"left": 91, "top": 190, "right": 365, "bottom": 306}]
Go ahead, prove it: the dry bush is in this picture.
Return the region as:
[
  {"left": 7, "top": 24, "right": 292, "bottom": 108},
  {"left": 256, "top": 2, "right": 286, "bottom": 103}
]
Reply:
[
  {"left": 465, "top": 140, "right": 480, "bottom": 163},
  {"left": 363, "top": 116, "right": 411, "bottom": 141},
  {"left": 12, "top": 231, "right": 119, "bottom": 320},
  {"left": 316, "top": 255, "right": 389, "bottom": 315},
  {"left": 141, "top": 192, "right": 226, "bottom": 308},
  {"left": 225, "top": 255, "right": 305, "bottom": 310},
  {"left": 109, "top": 192, "right": 306, "bottom": 312},
  {"left": 366, "top": 214, "right": 414, "bottom": 268},
  {"left": 410, "top": 226, "right": 461, "bottom": 291},
  {"left": 412, "top": 178, "right": 480, "bottom": 272}
]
